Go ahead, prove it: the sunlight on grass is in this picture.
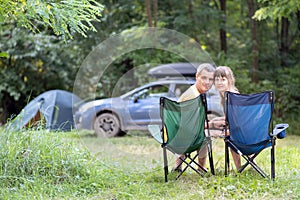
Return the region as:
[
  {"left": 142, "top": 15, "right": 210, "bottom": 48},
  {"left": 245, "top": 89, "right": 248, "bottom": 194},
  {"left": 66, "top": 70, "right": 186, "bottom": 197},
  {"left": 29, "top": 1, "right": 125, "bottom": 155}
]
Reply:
[
  {"left": 1, "top": 128, "right": 300, "bottom": 199},
  {"left": 77, "top": 130, "right": 300, "bottom": 199}
]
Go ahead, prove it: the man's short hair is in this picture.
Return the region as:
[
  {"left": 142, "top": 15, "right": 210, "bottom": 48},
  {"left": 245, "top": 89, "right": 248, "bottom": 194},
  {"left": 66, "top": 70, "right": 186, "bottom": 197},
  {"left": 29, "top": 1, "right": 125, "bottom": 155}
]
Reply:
[{"left": 196, "top": 63, "right": 216, "bottom": 74}]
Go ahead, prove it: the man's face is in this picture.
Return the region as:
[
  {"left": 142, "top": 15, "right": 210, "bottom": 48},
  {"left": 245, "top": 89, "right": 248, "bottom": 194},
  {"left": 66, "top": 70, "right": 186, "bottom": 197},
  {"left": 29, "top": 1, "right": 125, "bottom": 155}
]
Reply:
[{"left": 195, "top": 69, "right": 214, "bottom": 93}]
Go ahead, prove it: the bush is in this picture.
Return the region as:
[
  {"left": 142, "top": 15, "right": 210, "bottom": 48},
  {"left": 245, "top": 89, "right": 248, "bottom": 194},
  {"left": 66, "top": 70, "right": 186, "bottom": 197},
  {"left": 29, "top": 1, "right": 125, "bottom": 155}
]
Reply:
[{"left": 0, "top": 128, "right": 117, "bottom": 198}]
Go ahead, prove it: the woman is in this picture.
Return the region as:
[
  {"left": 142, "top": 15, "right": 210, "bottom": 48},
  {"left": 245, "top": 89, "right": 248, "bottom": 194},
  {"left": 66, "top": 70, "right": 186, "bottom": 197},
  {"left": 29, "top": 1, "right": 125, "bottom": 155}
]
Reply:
[{"left": 213, "top": 66, "right": 241, "bottom": 170}]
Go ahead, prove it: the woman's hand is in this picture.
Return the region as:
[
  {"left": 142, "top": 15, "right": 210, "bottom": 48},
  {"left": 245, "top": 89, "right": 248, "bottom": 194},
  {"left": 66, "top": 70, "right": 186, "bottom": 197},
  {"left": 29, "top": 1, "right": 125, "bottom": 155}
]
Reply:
[{"left": 210, "top": 116, "right": 226, "bottom": 130}]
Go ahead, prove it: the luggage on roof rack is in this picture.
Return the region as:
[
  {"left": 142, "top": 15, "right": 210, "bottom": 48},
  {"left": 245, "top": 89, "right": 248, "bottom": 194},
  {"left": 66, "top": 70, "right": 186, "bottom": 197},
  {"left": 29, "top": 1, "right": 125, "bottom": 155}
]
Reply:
[{"left": 147, "top": 63, "right": 199, "bottom": 78}]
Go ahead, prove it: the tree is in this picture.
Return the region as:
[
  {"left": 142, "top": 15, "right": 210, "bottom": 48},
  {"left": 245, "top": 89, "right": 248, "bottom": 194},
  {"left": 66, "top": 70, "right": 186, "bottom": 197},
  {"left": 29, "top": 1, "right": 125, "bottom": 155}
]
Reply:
[
  {"left": 145, "top": 0, "right": 152, "bottom": 27},
  {"left": 253, "top": 0, "right": 300, "bottom": 67},
  {"left": 1, "top": 0, "right": 299, "bottom": 129},
  {"left": 0, "top": 0, "right": 104, "bottom": 123},
  {"left": 219, "top": 0, "right": 227, "bottom": 53},
  {"left": 247, "top": 0, "right": 259, "bottom": 82},
  {"left": 0, "top": 24, "right": 81, "bottom": 123},
  {"left": 0, "top": 0, "right": 104, "bottom": 40},
  {"left": 253, "top": 0, "right": 300, "bottom": 20},
  {"left": 145, "top": 0, "right": 158, "bottom": 27},
  {"left": 280, "top": 17, "right": 289, "bottom": 67}
]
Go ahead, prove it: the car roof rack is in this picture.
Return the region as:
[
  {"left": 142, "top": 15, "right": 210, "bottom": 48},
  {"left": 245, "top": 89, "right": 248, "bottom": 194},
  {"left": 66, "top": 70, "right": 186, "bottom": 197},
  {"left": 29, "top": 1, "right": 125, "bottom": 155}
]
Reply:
[
  {"left": 147, "top": 63, "right": 199, "bottom": 78},
  {"left": 157, "top": 76, "right": 195, "bottom": 81}
]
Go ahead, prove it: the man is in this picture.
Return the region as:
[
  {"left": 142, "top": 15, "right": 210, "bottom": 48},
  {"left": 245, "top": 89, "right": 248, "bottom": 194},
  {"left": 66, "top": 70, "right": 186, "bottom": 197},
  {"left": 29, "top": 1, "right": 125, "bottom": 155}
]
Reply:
[{"left": 173, "top": 63, "right": 225, "bottom": 172}]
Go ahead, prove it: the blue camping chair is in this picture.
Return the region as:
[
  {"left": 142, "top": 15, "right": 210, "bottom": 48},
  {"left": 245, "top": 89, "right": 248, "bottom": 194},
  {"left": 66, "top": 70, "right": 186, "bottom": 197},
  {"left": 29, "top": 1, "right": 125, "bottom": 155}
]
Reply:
[{"left": 224, "top": 91, "right": 289, "bottom": 180}]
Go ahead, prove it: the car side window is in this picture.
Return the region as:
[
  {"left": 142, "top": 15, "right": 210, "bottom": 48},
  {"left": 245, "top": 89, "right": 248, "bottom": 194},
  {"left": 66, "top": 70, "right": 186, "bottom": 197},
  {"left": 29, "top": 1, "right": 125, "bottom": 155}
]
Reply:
[
  {"left": 132, "top": 84, "right": 169, "bottom": 101},
  {"left": 172, "top": 83, "right": 191, "bottom": 98},
  {"left": 148, "top": 85, "right": 169, "bottom": 98}
]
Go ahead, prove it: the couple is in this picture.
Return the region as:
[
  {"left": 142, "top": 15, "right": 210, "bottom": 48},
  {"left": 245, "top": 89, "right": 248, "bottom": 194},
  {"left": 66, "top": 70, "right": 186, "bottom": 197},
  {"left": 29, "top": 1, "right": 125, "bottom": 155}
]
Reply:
[{"left": 173, "top": 63, "right": 241, "bottom": 172}]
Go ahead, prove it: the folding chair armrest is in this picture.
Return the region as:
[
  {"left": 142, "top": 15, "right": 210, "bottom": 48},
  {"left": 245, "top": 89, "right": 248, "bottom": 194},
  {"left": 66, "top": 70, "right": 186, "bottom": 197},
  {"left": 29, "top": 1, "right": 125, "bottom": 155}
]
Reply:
[{"left": 270, "top": 123, "right": 289, "bottom": 139}]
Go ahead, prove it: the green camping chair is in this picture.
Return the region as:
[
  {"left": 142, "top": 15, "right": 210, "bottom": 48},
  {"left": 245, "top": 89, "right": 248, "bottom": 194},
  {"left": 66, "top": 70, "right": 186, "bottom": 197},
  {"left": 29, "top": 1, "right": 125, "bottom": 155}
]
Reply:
[{"left": 150, "top": 94, "right": 215, "bottom": 182}]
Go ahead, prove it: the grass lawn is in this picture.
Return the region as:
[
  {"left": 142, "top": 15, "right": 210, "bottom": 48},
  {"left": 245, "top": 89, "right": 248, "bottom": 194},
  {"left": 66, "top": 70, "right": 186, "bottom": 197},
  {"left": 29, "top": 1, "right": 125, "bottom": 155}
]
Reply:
[
  {"left": 1, "top": 128, "right": 299, "bottom": 199},
  {"left": 76, "top": 130, "right": 300, "bottom": 199}
]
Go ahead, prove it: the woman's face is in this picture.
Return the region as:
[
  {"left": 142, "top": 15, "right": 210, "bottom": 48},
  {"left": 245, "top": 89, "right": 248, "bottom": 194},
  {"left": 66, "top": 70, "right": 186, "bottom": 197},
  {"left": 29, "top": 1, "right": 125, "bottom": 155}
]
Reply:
[{"left": 214, "top": 76, "right": 230, "bottom": 93}]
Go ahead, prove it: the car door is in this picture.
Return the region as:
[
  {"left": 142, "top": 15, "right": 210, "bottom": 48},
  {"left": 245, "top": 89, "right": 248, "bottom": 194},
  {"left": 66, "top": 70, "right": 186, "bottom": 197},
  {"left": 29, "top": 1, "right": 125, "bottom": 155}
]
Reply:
[{"left": 127, "top": 83, "right": 170, "bottom": 128}]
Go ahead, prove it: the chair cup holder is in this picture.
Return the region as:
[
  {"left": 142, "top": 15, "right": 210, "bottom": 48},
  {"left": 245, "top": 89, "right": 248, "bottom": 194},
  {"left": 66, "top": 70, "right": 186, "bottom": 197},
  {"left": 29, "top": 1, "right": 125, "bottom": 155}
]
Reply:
[
  {"left": 272, "top": 124, "right": 289, "bottom": 139},
  {"left": 277, "top": 130, "right": 286, "bottom": 139}
]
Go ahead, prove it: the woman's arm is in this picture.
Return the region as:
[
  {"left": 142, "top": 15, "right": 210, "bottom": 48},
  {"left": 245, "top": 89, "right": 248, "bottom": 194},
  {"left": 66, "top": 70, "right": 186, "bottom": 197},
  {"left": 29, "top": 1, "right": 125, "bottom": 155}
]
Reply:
[{"left": 207, "top": 116, "right": 226, "bottom": 129}]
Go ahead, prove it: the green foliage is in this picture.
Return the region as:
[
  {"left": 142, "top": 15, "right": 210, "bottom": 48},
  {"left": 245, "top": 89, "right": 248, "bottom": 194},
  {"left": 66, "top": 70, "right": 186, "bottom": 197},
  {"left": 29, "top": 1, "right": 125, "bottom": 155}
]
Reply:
[
  {"left": 0, "top": 23, "right": 84, "bottom": 121},
  {"left": 0, "top": 52, "right": 8, "bottom": 58},
  {"left": 0, "top": 0, "right": 300, "bottom": 129},
  {"left": 0, "top": 0, "right": 104, "bottom": 122},
  {"left": 0, "top": 128, "right": 120, "bottom": 198},
  {"left": 254, "top": 0, "right": 300, "bottom": 20},
  {"left": 213, "top": 52, "right": 300, "bottom": 127},
  {"left": 273, "top": 65, "right": 300, "bottom": 131},
  {"left": 0, "top": 0, "right": 104, "bottom": 40}
]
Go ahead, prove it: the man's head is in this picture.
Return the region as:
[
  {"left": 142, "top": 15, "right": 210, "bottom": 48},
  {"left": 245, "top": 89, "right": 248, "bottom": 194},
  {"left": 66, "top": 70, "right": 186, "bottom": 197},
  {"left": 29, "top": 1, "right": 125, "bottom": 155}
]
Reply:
[{"left": 195, "top": 63, "right": 215, "bottom": 93}]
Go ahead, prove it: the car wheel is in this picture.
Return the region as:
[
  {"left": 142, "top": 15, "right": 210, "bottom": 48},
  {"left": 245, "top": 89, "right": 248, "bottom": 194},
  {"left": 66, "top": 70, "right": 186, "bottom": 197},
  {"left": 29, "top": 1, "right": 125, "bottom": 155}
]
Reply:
[{"left": 93, "top": 113, "right": 122, "bottom": 137}]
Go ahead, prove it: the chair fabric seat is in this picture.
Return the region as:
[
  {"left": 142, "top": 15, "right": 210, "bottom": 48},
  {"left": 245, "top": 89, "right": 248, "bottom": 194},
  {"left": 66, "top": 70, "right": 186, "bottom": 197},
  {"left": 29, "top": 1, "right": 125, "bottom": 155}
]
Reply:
[{"left": 228, "top": 138, "right": 272, "bottom": 155}]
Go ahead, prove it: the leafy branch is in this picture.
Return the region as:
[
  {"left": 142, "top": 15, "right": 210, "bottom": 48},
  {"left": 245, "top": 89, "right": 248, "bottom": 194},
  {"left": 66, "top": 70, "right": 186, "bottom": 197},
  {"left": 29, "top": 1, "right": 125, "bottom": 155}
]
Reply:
[
  {"left": 253, "top": 0, "right": 300, "bottom": 20},
  {"left": 0, "top": 0, "right": 104, "bottom": 40}
]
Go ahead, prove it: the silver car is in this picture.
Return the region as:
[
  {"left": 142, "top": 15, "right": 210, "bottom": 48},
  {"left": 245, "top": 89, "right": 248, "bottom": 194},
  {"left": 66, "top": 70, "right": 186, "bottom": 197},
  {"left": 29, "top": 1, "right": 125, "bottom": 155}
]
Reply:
[{"left": 74, "top": 78, "right": 223, "bottom": 137}]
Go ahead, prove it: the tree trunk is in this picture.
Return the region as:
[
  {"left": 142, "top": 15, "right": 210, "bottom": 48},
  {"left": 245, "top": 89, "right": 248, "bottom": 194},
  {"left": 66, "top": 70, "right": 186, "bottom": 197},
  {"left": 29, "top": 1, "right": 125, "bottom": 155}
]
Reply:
[
  {"left": 297, "top": 10, "right": 300, "bottom": 32},
  {"left": 145, "top": 0, "right": 152, "bottom": 27},
  {"left": 247, "top": 0, "right": 259, "bottom": 83},
  {"left": 153, "top": 0, "right": 157, "bottom": 27},
  {"left": 186, "top": 0, "right": 199, "bottom": 42},
  {"left": 276, "top": 18, "right": 279, "bottom": 44},
  {"left": 0, "top": 92, "right": 16, "bottom": 124},
  {"left": 280, "top": 17, "right": 289, "bottom": 68},
  {"left": 219, "top": 0, "right": 227, "bottom": 53}
]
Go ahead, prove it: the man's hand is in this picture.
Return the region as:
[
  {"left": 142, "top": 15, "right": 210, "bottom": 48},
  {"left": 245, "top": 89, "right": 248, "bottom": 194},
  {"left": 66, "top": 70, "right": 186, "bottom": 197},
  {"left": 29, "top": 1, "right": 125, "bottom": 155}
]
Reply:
[{"left": 210, "top": 116, "right": 226, "bottom": 130}]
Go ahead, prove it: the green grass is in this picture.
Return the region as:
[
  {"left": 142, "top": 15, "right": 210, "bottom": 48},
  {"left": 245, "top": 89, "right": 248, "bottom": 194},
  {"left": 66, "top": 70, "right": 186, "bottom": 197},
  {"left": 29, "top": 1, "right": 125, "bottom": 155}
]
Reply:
[{"left": 1, "top": 128, "right": 300, "bottom": 199}]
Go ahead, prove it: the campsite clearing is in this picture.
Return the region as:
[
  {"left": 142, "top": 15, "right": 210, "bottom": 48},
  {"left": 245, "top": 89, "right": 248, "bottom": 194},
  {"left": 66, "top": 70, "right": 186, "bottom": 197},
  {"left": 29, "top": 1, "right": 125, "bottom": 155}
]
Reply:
[{"left": 1, "top": 129, "right": 299, "bottom": 199}]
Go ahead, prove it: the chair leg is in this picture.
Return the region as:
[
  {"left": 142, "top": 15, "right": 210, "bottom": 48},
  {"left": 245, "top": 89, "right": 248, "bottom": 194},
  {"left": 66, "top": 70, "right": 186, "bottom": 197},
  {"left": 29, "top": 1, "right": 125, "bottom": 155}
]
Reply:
[
  {"left": 271, "top": 138, "right": 276, "bottom": 180},
  {"left": 225, "top": 140, "right": 230, "bottom": 176},
  {"left": 238, "top": 154, "right": 258, "bottom": 173},
  {"left": 225, "top": 139, "right": 275, "bottom": 179},
  {"left": 176, "top": 153, "right": 205, "bottom": 180},
  {"left": 242, "top": 154, "right": 268, "bottom": 178},
  {"left": 207, "top": 140, "right": 215, "bottom": 175},
  {"left": 238, "top": 156, "right": 249, "bottom": 173},
  {"left": 163, "top": 146, "right": 168, "bottom": 182},
  {"left": 176, "top": 155, "right": 188, "bottom": 180},
  {"left": 188, "top": 153, "right": 207, "bottom": 173}
]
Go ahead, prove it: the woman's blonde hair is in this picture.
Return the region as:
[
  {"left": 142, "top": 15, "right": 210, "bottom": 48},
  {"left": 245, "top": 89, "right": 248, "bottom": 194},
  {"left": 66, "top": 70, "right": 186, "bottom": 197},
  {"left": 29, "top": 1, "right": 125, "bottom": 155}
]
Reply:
[
  {"left": 214, "top": 66, "right": 238, "bottom": 106},
  {"left": 214, "top": 66, "right": 238, "bottom": 92}
]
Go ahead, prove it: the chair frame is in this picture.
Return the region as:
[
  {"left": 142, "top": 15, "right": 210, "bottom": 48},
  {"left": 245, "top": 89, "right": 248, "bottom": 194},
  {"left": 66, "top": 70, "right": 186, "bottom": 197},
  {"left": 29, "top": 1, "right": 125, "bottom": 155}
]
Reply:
[
  {"left": 161, "top": 94, "right": 215, "bottom": 182},
  {"left": 224, "top": 91, "right": 279, "bottom": 180}
]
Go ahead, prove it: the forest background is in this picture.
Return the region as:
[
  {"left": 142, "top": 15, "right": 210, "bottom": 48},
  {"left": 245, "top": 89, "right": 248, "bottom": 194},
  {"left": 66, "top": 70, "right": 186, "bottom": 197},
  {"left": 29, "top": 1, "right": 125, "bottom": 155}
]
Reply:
[{"left": 0, "top": 0, "right": 299, "bottom": 135}]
